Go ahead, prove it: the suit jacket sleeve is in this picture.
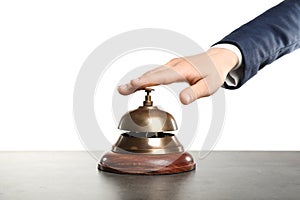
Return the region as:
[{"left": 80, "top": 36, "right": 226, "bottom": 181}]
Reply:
[{"left": 215, "top": 0, "right": 300, "bottom": 89}]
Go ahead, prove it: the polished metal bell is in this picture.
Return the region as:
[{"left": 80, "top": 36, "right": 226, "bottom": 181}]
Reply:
[
  {"left": 118, "top": 88, "right": 178, "bottom": 133},
  {"left": 115, "top": 88, "right": 182, "bottom": 154},
  {"left": 98, "top": 87, "right": 196, "bottom": 174}
]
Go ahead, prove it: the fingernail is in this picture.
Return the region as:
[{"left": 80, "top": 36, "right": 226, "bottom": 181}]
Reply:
[
  {"left": 118, "top": 84, "right": 128, "bottom": 90},
  {"left": 183, "top": 93, "right": 191, "bottom": 104}
]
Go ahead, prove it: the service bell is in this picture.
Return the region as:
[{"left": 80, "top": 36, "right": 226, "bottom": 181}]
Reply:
[{"left": 98, "top": 88, "right": 195, "bottom": 175}]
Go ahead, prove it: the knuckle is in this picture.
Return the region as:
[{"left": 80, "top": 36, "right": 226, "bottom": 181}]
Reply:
[
  {"left": 172, "top": 57, "right": 182, "bottom": 62},
  {"left": 130, "top": 78, "right": 140, "bottom": 86},
  {"left": 167, "top": 57, "right": 185, "bottom": 66},
  {"left": 176, "top": 57, "right": 186, "bottom": 64}
]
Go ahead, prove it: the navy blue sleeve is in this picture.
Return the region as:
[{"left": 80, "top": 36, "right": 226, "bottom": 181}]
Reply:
[{"left": 215, "top": 0, "right": 300, "bottom": 89}]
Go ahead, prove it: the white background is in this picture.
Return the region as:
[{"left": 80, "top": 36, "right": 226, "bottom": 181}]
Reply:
[{"left": 1, "top": 0, "right": 299, "bottom": 151}]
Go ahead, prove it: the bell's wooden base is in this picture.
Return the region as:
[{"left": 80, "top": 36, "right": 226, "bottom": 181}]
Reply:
[{"left": 98, "top": 151, "right": 196, "bottom": 175}]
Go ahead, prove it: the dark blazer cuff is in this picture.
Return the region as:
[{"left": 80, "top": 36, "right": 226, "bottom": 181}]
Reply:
[{"left": 214, "top": 41, "right": 246, "bottom": 90}]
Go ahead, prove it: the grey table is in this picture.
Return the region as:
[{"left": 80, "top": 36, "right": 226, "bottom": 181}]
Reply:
[{"left": 0, "top": 152, "right": 299, "bottom": 200}]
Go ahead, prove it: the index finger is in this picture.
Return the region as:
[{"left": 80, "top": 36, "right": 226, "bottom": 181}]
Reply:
[{"left": 118, "top": 66, "right": 184, "bottom": 95}]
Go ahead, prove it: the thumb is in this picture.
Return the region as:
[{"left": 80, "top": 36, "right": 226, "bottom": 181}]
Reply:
[{"left": 179, "top": 79, "right": 210, "bottom": 105}]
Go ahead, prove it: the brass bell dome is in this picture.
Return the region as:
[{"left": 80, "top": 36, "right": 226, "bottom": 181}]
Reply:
[{"left": 118, "top": 88, "right": 178, "bottom": 132}]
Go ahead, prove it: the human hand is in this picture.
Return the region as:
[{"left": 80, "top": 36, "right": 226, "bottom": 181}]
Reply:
[{"left": 118, "top": 48, "right": 238, "bottom": 105}]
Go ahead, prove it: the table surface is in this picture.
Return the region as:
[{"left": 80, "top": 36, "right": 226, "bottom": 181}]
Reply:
[{"left": 0, "top": 151, "right": 299, "bottom": 200}]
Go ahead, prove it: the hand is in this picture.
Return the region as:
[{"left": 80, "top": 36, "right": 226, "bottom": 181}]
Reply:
[{"left": 118, "top": 48, "right": 238, "bottom": 105}]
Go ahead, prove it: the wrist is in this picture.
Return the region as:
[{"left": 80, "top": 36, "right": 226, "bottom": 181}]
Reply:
[{"left": 206, "top": 47, "right": 239, "bottom": 80}]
